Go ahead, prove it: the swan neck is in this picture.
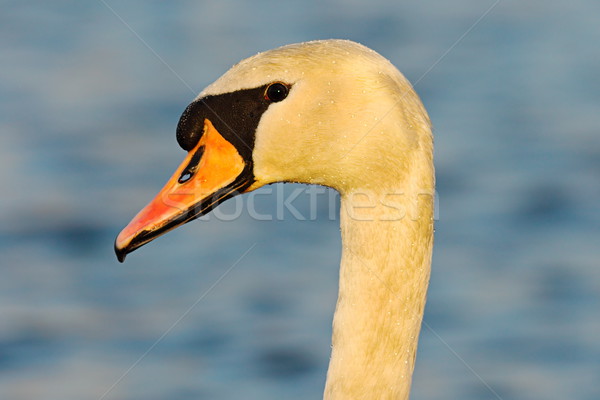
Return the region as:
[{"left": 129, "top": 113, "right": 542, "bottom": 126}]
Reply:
[{"left": 324, "top": 189, "right": 434, "bottom": 400}]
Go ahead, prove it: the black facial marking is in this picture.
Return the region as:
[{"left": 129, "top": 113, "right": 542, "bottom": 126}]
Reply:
[
  {"left": 178, "top": 145, "right": 205, "bottom": 184},
  {"left": 176, "top": 83, "right": 292, "bottom": 161}
]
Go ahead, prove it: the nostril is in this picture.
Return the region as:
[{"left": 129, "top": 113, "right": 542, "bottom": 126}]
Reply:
[
  {"left": 177, "top": 145, "right": 205, "bottom": 184},
  {"left": 178, "top": 171, "right": 193, "bottom": 183}
]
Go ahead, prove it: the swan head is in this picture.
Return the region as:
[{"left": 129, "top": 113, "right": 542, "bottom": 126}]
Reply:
[{"left": 115, "top": 39, "right": 432, "bottom": 261}]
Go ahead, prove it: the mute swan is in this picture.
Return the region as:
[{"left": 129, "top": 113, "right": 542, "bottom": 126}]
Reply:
[{"left": 115, "top": 39, "right": 434, "bottom": 400}]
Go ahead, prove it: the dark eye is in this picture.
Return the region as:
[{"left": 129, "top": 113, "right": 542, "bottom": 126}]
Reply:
[{"left": 265, "top": 82, "right": 289, "bottom": 102}]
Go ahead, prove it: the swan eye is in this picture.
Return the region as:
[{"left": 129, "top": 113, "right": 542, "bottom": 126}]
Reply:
[{"left": 265, "top": 82, "right": 289, "bottom": 102}]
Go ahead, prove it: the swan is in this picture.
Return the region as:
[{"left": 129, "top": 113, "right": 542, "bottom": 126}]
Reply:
[{"left": 115, "top": 39, "right": 434, "bottom": 400}]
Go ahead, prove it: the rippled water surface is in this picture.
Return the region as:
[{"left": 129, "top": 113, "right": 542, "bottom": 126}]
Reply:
[{"left": 1, "top": 1, "right": 599, "bottom": 399}]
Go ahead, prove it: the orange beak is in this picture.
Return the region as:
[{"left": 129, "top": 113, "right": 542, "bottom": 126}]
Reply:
[{"left": 115, "top": 119, "right": 251, "bottom": 262}]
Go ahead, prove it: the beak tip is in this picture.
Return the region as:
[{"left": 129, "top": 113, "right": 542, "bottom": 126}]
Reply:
[{"left": 114, "top": 238, "right": 128, "bottom": 263}]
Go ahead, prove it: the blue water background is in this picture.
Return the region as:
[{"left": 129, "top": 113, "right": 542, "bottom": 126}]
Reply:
[{"left": 1, "top": 1, "right": 599, "bottom": 399}]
